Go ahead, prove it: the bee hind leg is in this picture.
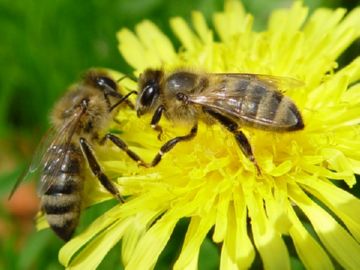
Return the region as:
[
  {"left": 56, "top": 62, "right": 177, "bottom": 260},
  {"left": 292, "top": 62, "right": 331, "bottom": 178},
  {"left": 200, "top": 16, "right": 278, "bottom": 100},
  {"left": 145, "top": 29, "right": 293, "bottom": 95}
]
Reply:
[
  {"left": 79, "top": 137, "right": 124, "bottom": 203},
  {"left": 234, "top": 130, "right": 261, "bottom": 175},
  {"left": 203, "top": 108, "right": 261, "bottom": 175}
]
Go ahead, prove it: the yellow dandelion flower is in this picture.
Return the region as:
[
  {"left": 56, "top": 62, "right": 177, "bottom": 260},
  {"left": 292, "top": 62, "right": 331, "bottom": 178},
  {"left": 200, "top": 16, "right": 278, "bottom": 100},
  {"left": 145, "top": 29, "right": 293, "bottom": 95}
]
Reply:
[{"left": 59, "top": 1, "right": 360, "bottom": 269}]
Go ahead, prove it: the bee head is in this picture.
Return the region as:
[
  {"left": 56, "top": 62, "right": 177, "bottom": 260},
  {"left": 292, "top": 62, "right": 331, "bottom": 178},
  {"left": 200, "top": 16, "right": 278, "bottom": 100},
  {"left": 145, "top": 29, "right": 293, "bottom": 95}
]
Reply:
[
  {"left": 84, "top": 69, "right": 119, "bottom": 95},
  {"left": 136, "top": 69, "right": 164, "bottom": 117}
]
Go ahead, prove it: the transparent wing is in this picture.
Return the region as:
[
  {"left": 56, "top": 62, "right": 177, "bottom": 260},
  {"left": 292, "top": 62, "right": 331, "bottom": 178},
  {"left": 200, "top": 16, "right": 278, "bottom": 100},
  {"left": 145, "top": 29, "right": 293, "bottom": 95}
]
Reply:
[
  {"left": 9, "top": 108, "right": 84, "bottom": 199},
  {"left": 189, "top": 73, "right": 303, "bottom": 128},
  {"left": 215, "top": 73, "right": 304, "bottom": 91},
  {"left": 37, "top": 109, "right": 84, "bottom": 195},
  {"left": 29, "top": 127, "right": 59, "bottom": 173},
  {"left": 8, "top": 127, "right": 57, "bottom": 199}
]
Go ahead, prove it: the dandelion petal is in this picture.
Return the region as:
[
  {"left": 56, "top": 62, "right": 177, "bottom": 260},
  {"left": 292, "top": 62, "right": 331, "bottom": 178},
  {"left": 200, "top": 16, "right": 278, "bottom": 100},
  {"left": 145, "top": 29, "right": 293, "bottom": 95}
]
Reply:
[
  {"left": 248, "top": 194, "right": 291, "bottom": 270},
  {"left": 290, "top": 185, "right": 360, "bottom": 269},
  {"left": 288, "top": 206, "right": 334, "bottom": 270}
]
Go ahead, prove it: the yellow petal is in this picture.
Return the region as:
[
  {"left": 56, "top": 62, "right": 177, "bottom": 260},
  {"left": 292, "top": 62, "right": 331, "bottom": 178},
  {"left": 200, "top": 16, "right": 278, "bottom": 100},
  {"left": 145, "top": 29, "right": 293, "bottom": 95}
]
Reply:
[
  {"left": 342, "top": 82, "right": 360, "bottom": 102},
  {"left": 170, "top": 17, "right": 201, "bottom": 52},
  {"left": 304, "top": 8, "right": 346, "bottom": 40},
  {"left": 213, "top": 0, "right": 249, "bottom": 42},
  {"left": 212, "top": 189, "right": 231, "bottom": 243},
  {"left": 174, "top": 214, "right": 215, "bottom": 270},
  {"left": 65, "top": 218, "right": 132, "bottom": 270},
  {"left": 125, "top": 210, "right": 180, "bottom": 270},
  {"left": 288, "top": 206, "right": 334, "bottom": 270},
  {"left": 117, "top": 21, "right": 177, "bottom": 71},
  {"left": 335, "top": 56, "right": 360, "bottom": 85},
  {"left": 35, "top": 213, "right": 48, "bottom": 230},
  {"left": 220, "top": 203, "right": 240, "bottom": 270},
  {"left": 289, "top": 184, "right": 360, "bottom": 269},
  {"left": 265, "top": 181, "right": 292, "bottom": 234},
  {"left": 220, "top": 192, "right": 255, "bottom": 270},
  {"left": 321, "top": 148, "right": 356, "bottom": 186},
  {"left": 339, "top": 7, "right": 360, "bottom": 36},
  {"left": 121, "top": 211, "right": 157, "bottom": 265},
  {"left": 116, "top": 28, "right": 149, "bottom": 70},
  {"left": 135, "top": 20, "right": 177, "bottom": 65},
  {"left": 247, "top": 193, "right": 291, "bottom": 270},
  {"left": 304, "top": 57, "right": 360, "bottom": 122},
  {"left": 234, "top": 191, "right": 255, "bottom": 268},
  {"left": 331, "top": 8, "right": 360, "bottom": 58},
  {"left": 59, "top": 205, "right": 123, "bottom": 266},
  {"left": 348, "top": 157, "right": 360, "bottom": 174},
  {"left": 303, "top": 7, "right": 349, "bottom": 62},
  {"left": 192, "top": 11, "right": 212, "bottom": 44},
  {"left": 268, "top": 2, "right": 308, "bottom": 35},
  {"left": 297, "top": 176, "right": 360, "bottom": 242}
]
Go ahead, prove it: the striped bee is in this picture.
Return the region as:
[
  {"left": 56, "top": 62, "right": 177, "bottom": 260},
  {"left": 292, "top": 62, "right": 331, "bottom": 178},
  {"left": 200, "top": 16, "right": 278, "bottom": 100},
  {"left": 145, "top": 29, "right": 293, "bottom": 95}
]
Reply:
[
  {"left": 135, "top": 69, "right": 304, "bottom": 173},
  {"left": 10, "top": 69, "right": 139, "bottom": 241}
]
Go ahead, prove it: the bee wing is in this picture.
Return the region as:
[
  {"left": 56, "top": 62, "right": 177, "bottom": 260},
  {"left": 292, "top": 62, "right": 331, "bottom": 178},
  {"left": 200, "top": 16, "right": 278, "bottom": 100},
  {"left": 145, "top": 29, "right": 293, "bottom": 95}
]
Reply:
[
  {"left": 189, "top": 73, "right": 302, "bottom": 128},
  {"left": 28, "top": 127, "right": 59, "bottom": 173},
  {"left": 9, "top": 108, "right": 84, "bottom": 199},
  {"left": 37, "top": 109, "right": 84, "bottom": 195},
  {"left": 8, "top": 127, "right": 58, "bottom": 199},
  {"left": 215, "top": 73, "right": 304, "bottom": 91}
]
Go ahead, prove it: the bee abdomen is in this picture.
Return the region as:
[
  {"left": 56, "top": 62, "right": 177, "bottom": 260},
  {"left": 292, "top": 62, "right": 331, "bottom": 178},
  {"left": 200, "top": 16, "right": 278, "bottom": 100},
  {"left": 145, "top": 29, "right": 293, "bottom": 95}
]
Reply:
[
  {"left": 41, "top": 176, "right": 83, "bottom": 241},
  {"left": 244, "top": 86, "right": 303, "bottom": 131},
  {"left": 271, "top": 95, "right": 304, "bottom": 131},
  {"left": 46, "top": 211, "right": 80, "bottom": 241},
  {"left": 41, "top": 190, "right": 81, "bottom": 241},
  {"left": 41, "top": 144, "right": 84, "bottom": 241},
  {"left": 42, "top": 193, "right": 81, "bottom": 214}
]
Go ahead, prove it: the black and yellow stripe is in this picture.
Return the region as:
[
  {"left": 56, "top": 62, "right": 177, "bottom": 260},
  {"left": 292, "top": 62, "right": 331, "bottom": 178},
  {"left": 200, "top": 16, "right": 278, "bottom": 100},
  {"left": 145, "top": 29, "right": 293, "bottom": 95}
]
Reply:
[{"left": 41, "top": 143, "right": 83, "bottom": 241}]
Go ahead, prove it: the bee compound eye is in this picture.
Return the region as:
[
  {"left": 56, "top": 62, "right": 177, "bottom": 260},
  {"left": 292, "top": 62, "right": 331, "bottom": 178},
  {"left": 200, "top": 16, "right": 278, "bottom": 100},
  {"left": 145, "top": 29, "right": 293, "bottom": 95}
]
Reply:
[
  {"left": 96, "top": 76, "right": 117, "bottom": 91},
  {"left": 140, "top": 85, "right": 157, "bottom": 106}
]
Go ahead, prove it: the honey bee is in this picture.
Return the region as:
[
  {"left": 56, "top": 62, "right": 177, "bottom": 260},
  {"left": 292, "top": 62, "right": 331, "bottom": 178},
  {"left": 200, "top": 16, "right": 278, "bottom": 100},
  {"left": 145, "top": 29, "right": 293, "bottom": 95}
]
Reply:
[
  {"left": 10, "top": 69, "right": 140, "bottom": 241},
  {"left": 135, "top": 69, "right": 304, "bottom": 172}
]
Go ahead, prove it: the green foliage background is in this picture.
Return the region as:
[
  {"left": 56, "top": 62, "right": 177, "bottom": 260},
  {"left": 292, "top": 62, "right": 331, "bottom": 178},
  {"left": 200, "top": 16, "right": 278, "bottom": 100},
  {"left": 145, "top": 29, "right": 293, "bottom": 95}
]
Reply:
[{"left": 0, "top": 0, "right": 358, "bottom": 269}]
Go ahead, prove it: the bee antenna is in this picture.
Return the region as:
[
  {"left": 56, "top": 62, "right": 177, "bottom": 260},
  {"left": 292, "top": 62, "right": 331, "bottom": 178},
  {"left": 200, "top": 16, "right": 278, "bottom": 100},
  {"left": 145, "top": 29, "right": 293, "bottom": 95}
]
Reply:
[
  {"left": 117, "top": 75, "right": 128, "bottom": 83},
  {"left": 117, "top": 73, "right": 137, "bottom": 83},
  {"left": 110, "top": 90, "right": 138, "bottom": 111}
]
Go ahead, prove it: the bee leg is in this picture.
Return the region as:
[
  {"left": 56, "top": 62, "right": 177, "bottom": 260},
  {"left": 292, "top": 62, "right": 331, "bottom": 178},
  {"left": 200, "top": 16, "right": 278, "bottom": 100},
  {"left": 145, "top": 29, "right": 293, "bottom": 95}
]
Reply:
[
  {"left": 79, "top": 137, "right": 124, "bottom": 203},
  {"left": 123, "top": 99, "right": 135, "bottom": 110},
  {"left": 149, "top": 124, "right": 198, "bottom": 167},
  {"left": 150, "top": 105, "right": 165, "bottom": 140},
  {"left": 204, "top": 108, "right": 261, "bottom": 175},
  {"left": 234, "top": 131, "right": 261, "bottom": 175},
  {"left": 110, "top": 90, "right": 137, "bottom": 111},
  {"left": 100, "top": 133, "right": 148, "bottom": 167}
]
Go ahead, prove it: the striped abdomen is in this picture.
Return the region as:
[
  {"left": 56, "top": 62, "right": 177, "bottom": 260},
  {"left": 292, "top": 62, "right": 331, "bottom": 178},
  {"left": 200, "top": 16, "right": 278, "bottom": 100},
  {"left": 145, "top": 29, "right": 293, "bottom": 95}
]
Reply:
[
  {"left": 41, "top": 144, "right": 83, "bottom": 241},
  {"left": 224, "top": 80, "right": 304, "bottom": 131}
]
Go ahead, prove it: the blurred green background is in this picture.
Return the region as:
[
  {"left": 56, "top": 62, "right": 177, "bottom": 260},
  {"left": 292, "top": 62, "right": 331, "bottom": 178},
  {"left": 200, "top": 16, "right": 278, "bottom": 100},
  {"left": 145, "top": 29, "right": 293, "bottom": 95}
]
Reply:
[{"left": 0, "top": 0, "right": 358, "bottom": 269}]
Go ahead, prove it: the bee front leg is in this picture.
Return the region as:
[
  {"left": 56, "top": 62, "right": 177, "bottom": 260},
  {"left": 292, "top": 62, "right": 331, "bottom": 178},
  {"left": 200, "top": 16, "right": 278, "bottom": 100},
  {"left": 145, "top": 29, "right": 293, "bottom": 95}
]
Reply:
[
  {"left": 150, "top": 105, "right": 165, "bottom": 140},
  {"left": 79, "top": 137, "right": 124, "bottom": 203},
  {"left": 203, "top": 108, "right": 261, "bottom": 175},
  {"left": 149, "top": 124, "right": 198, "bottom": 167}
]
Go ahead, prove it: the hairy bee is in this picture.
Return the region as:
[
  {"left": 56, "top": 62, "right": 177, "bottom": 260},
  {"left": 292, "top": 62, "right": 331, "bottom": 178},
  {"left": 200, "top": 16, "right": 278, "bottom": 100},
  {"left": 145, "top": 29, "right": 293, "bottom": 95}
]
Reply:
[
  {"left": 135, "top": 69, "right": 304, "bottom": 172},
  {"left": 10, "top": 69, "right": 140, "bottom": 241}
]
